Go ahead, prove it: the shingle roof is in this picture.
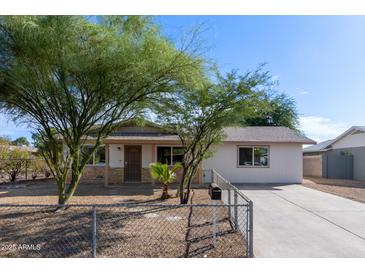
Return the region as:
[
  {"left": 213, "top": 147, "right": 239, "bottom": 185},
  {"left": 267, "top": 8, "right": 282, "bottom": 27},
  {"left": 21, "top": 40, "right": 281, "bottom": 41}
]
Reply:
[
  {"left": 303, "top": 139, "right": 333, "bottom": 153},
  {"left": 310, "top": 126, "right": 365, "bottom": 150},
  {"left": 85, "top": 126, "right": 315, "bottom": 144},
  {"left": 222, "top": 126, "right": 316, "bottom": 144},
  {"left": 105, "top": 135, "right": 179, "bottom": 141}
]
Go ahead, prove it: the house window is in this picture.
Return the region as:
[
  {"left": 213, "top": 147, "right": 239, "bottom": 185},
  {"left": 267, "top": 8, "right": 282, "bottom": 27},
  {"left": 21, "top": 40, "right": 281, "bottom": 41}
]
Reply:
[
  {"left": 172, "top": 147, "right": 184, "bottom": 164},
  {"left": 157, "top": 146, "right": 171, "bottom": 165},
  {"left": 238, "top": 146, "right": 269, "bottom": 167},
  {"left": 157, "top": 146, "right": 185, "bottom": 165},
  {"left": 81, "top": 145, "right": 105, "bottom": 165}
]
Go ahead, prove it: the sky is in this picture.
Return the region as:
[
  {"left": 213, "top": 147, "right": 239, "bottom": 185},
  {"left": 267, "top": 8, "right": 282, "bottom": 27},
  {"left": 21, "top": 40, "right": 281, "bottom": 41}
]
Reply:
[{"left": 1, "top": 16, "right": 364, "bottom": 144}]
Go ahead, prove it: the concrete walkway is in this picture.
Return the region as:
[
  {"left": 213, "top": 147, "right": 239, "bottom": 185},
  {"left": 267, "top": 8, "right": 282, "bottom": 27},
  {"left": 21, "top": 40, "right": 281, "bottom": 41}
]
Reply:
[{"left": 238, "top": 184, "right": 365, "bottom": 257}]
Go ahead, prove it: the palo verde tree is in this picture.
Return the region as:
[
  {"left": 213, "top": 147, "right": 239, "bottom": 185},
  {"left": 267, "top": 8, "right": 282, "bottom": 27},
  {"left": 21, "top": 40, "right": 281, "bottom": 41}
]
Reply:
[
  {"left": 0, "top": 16, "right": 204, "bottom": 204},
  {"left": 155, "top": 69, "right": 272, "bottom": 204},
  {"left": 243, "top": 92, "right": 299, "bottom": 130}
]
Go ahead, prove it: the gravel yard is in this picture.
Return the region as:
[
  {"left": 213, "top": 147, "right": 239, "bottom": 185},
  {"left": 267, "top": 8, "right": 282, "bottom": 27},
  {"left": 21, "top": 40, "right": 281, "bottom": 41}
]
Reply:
[
  {"left": 0, "top": 180, "right": 214, "bottom": 204},
  {"left": 303, "top": 177, "right": 365, "bottom": 204},
  {"left": 0, "top": 180, "right": 247, "bottom": 258}
]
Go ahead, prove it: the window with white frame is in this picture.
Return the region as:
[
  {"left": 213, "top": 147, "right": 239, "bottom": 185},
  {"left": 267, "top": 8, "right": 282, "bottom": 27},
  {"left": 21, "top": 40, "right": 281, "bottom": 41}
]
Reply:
[
  {"left": 157, "top": 146, "right": 184, "bottom": 165},
  {"left": 238, "top": 146, "right": 269, "bottom": 167},
  {"left": 81, "top": 145, "right": 105, "bottom": 165}
]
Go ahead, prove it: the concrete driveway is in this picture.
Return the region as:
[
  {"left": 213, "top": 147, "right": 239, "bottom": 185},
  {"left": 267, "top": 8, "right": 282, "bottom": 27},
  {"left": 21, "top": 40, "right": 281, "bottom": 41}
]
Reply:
[{"left": 237, "top": 184, "right": 365, "bottom": 257}]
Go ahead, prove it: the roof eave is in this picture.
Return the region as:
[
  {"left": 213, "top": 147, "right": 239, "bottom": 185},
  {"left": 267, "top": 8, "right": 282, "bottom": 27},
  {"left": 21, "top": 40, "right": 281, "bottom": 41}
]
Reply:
[{"left": 224, "top": 140, "right": 316, "bottom": 145}]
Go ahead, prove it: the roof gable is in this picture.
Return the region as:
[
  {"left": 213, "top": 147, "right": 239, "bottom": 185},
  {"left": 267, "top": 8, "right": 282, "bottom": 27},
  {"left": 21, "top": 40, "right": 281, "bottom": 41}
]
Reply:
[{"left": 320, "top": 126, "right": 365, "bottom": 149}]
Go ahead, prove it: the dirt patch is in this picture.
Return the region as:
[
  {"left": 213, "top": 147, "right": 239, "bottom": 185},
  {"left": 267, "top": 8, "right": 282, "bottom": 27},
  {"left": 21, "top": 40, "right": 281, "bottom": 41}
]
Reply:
[
  {"left": 0, "top": 180, "right": 211, "bottom": 204},
  {"left": 0, "top": 181, "right": 247, "bottom": 258},
  {"left": 303, "top": 177, "right": 365, "bottom": 204}
]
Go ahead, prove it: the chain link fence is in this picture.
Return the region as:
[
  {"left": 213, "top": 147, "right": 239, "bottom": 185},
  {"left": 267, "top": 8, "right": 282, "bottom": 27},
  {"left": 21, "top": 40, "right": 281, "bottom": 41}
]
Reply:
[
  {"left": 205, "top": 169, "right": 253, "bottom": 257},
  {"left": 0, "top": 202, "right": 250, "bottom": 258}
]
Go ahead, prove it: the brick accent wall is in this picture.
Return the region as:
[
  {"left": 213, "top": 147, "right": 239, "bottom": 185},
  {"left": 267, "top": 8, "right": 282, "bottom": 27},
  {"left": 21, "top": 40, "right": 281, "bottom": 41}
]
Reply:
[
  {"left": 80, "top": 166, "right": 105, "bottom": 183},
  {"left": 108, "top": 167, "right": 124, "bottom": 184},
  {"left": 141, "top": 168, "right": 152, "bottom": 183},
  {"left": 80, "top": 166, "right": 201, "bottom": 184},
  {"left": 80, "top": 166, "right": 124, "bottom": 184}
]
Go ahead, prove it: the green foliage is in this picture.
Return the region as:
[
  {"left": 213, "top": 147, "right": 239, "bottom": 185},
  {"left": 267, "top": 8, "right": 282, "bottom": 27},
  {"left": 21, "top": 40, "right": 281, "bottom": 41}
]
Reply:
[
  {"left": 0, "top": 16, "right": 204, "bottom": 204},
  {"left": 0, "top": 147, "right": 30, "bottom": 182},
  {"left": 150, "top": 162, "right": 182, "bottom": 185},
  {"left": 29, "top": 158, "right": 48, "bottom": 180},
  {"left": 149, "top": 162, "right": 182, "bottom": 199},
  {"left": 11, "top": 137, "right": 30, "bottom": 146},
  {"left": 32, "top": 129, "right": 62, "bottom": 165},
  {"left": 155, "top": 69, "right": 272, "bottom": 203},
  {"left": 243, "top": 92, "right": 299, "bottom": 130}
]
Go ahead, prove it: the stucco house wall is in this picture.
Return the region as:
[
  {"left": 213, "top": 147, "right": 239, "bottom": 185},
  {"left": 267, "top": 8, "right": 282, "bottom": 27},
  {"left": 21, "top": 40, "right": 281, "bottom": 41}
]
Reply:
[
  {"left": 303, "top": 127, "right": 365, "bottom": 181},
  {"left": 331, "top": 132, "right": 365, "bottom": 149},
  {"left": 324, "top": 147, "right": 365, "bottom": 181},
  {"left": 109, "top": 144, "right": 152, "bottom": 168},
  {"left": 80, "top": 143, "right": 200, "bottom": 184},
  {"left": 73, "top": 123, "right": 314, "bottom": 185},
  {"left": 203, "top": 143, "right": 303, "bottom": 183}
]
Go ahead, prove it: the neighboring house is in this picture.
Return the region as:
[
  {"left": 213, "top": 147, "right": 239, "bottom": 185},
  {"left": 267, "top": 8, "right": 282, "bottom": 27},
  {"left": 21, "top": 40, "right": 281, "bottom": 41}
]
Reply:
[
  {"left": 303, "top": 126, "right": 365, "bottom": 180},
  {"left": 8, "top": 145, "right": 38, "bottom": 154},
  {"left": 70, "top": 121, "right": 315, "bottom": 185},
  {"left": 0, "top": 144, "right": 38, "bottom": 155}
]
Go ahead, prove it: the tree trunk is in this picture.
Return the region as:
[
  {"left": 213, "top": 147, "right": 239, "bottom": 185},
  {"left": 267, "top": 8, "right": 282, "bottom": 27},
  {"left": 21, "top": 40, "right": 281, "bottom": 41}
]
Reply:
[
  {"left": 57, "top": 151, "right": 82, "bottom": 205},
  {"left": 180, "top": 167, "right": 196, "bottom": 204},
  {"left": 179, "top": 167, "right": 188, "bottom": 204},
  {"left": 161, "top": 183, "right": 169, "bottom": 200},
  {"left": 181, "top": 174, "right": 193, "bottom": 204},
  {"left": 9, "top": 171, "right": 16, "bottom": 182}
]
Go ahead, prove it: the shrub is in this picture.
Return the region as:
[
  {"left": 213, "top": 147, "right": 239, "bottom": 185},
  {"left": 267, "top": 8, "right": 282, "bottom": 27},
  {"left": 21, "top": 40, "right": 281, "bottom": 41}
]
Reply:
[
  {"left": 0, "top": 148, "right": 30, "bottom": 182},
  {"left": 29, "top": 159, "right": 48, "bottom": 180},
  {"left": 149, "top": 162, "right": 182, "bottom": 199}
]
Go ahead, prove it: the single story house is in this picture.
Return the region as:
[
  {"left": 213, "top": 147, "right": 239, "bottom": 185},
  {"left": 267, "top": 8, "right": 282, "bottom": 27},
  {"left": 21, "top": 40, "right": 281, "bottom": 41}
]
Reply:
[
  {"left": 71, "top": 121, "right": 315, "bottom": 185},
  {"left": 303, "top": 126, "right": 365, "bottom": 180}
]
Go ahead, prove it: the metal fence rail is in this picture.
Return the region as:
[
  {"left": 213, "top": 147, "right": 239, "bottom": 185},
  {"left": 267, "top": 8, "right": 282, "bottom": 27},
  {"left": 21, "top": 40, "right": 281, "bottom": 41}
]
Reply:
[
  {"left": 204, "top": 169, "right": 254, "bottom": 258},
  {"left": 0, "top": 203, "right": 250, "bottom": 258}
]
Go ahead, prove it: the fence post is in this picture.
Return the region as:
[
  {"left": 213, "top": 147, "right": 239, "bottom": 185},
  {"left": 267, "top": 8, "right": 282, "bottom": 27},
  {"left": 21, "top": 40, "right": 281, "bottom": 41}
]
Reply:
[
  {"left": 92, "top": 206, "right": 97, "bottom": 258},
  {"left": 211, "top": 201, "right": 217, "bottom": 245},
  {"left": 227, "top": 189, "right": 231, "bottom": 221},
  {"left": 234, "top": 191, "right": 238, "bottom": 230},
  {"left": 248, "top": 200, "right": 254, "bottom": 258},
  {"left": 25, "top": 159, "right": 28, "bottom": 180}
]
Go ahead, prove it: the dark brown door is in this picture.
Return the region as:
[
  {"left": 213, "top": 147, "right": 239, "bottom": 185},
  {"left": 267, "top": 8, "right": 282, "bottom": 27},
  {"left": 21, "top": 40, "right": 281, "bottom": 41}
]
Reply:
[{"left": 124, "top": 145, "right": 142, "bottom": 182}]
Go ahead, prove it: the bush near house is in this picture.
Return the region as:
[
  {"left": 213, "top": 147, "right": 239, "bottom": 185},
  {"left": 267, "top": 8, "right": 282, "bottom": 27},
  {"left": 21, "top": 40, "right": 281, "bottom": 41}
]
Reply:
[
  {"left": 0, "top": 146, "right": 30, "bottom": 182},
  {"left": 29, "top": 158, "right": 49, "bottom": 180}
]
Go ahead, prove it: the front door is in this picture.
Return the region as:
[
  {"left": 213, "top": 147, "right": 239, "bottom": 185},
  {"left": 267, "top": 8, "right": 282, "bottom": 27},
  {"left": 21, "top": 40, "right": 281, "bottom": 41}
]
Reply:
[{"left": 124, "top": 145, "right": 142, "bottom": 182}]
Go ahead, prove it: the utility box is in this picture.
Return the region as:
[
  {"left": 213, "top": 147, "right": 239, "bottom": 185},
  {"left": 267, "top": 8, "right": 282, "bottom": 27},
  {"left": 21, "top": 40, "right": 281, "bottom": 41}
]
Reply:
[{"left": 209, "top": 183, "right": 222, "bottom": 200}]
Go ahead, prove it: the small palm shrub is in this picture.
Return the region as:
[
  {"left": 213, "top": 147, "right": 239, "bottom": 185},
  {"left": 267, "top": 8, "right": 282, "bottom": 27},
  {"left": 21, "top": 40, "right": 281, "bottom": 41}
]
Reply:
[{"left": 149, "top": 162, "right": 182, "bottom": 199}]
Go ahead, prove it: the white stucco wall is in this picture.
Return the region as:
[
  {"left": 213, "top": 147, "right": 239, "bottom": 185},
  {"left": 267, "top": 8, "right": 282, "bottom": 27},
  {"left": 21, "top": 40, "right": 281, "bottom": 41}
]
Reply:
[
  {"left": 109, "top": 144, "right": 124, "bottom": 167},
  {"left": 202, "top": 143, "right": 303, "bottom": 183},
  {"left": 108, "top": 144, "right": 153, "bottom": 168},
  {"left": 331, "top": 132, "right": 365, "bottom": 149},
  {"left": 142, "top": 144, "right": 152, "bottom": 168}
]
